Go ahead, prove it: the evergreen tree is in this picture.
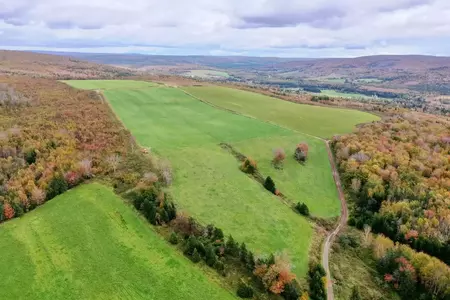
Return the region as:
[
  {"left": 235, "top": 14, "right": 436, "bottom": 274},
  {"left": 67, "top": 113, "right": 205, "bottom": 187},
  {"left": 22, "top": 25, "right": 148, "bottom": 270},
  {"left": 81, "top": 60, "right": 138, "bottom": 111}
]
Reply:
[
  {"left": 184, "top": 235, "right": 198, "bottom": 256},
  {"left": 237, "top": 283, "right": 254, "bottom": 298},
  {"left": 309, "top": 264, "right": 327, "bottom": 300},
  {"left": 225, "top": 235, "right": 239, "bottom": 256},
  {"left": 263, "top": 176, "right": 276, "bottom": 194},
  {"left": 240, "top": 243, "right": 248, "bottom": 263},
  {"left": 169, "top": 232, "right": 178, "bottom": 245},
  {"left": 160, "top": 208, "right": 169, "bottom": 223},
  {"left": 246, "top": 251, "right": 255, "bottom": 272},
  {"left": 281, "top": 282, "right": 300, "bottom": 300},
  {"left": 191, "top": 248, "right": 201, "bottom": 263},
  {"left": 213, "top": 227, "right": 224, "bottom": 240},
  {"left": 205, "top": 244, "right": 217, "bottom": 267},
  {"left": 350, "top": 286, "right": 362, "bottom": 300},
  {"left": 295, "top": 202, "right": 310, "bottom": 216},
  {"left": 46, "top": 175, "right": 68, "bottom": 199},
  {"left": 143, "top": 200, "right": 157, "bottom": 225}
]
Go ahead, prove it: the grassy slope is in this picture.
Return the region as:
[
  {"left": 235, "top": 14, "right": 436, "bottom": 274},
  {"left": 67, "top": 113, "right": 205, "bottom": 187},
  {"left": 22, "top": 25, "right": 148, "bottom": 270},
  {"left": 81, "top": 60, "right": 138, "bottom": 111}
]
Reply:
[
  {"left": 65, "top": 80, "right": 316, "bottom": 277},
  {"left": 232, "top": 135, "right": 340, "bottom": 218},
  {"left": 0, "top": 183, "right": 235, "bottom": 300},
  {"left": 183, "top": 86, "right": 380, "bottom": 138},
  {"left": 103, "top": 86, "right": 313, "bottom": 277}
]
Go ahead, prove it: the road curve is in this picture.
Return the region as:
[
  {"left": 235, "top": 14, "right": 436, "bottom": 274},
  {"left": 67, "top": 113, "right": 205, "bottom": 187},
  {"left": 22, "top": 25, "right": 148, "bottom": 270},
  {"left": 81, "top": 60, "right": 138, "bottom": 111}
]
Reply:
[{"left": 322, "top": 141, "right": 348, "bottom": 300}]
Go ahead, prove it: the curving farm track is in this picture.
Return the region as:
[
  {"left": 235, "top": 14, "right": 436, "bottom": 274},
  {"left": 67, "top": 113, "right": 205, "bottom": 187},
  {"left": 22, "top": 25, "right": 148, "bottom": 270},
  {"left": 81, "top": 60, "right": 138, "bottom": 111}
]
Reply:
[{"left": 322, "top": 141, "right": 349, "bottom": 300}]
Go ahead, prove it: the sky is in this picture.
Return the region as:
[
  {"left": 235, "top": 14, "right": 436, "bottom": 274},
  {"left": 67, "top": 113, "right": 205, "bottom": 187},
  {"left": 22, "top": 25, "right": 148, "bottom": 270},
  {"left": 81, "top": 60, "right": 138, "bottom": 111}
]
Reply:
[{"left": 1, "top": 0, "right": 450, "bottom": 57}]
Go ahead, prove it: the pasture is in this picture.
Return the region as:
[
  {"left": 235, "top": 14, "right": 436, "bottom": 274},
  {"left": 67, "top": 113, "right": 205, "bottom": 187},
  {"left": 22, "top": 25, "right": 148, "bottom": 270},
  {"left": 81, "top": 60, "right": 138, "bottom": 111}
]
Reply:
[
  {"left": 0, "top": 183, "right": 235, "bottom": 300},
  {"left": 65, "top": 80, "right": 322, "bottom": 277},
  {"left": 183, "top": 86, "right": 380, "bottom": 138}
]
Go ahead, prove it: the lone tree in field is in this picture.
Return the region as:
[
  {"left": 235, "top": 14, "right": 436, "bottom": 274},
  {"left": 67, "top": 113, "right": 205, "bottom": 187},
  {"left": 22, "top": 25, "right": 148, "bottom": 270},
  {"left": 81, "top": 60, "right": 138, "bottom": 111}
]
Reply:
[
  {"left": 272, "top": 148, "right": 286, "bottom": 169},
  {"left": 294, "top": 142, "right": 309, "bottom": 163}
]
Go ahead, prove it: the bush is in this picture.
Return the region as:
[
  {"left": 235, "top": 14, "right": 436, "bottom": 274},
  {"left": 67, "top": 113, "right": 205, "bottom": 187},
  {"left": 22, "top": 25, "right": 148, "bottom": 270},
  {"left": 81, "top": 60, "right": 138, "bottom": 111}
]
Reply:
[
  {"left": 169, "top": 232, "right": 178, "bottom": 245},
  {"left": 264, "top": 176, "right": 276, "bottom": 194},
  {"left": 46, "top": 175, "right": 68, "bottom": 200},
  {"left": 237, "top": 283, "right": 254, "bottom": 298},
  {"left": 295, "top": 202, "right": 310, "bottom": 216}
]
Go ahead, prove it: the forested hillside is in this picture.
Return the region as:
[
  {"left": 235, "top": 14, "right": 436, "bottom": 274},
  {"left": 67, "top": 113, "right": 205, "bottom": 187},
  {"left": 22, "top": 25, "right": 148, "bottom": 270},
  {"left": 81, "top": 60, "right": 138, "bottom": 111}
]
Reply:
[
  {"left": 332, "top": 112, "right": 450, "bottom": 298},
  {"left": 0, "top": 77, "right": 160, "bottom": 221}
]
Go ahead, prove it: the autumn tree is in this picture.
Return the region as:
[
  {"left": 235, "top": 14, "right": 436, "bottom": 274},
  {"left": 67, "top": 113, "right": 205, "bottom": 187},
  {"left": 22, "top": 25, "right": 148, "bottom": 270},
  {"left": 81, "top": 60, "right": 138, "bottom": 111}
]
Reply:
[
  {"left": 295, "top": 142, "right": 309, "bottom": 163},
  {"left": 272, "top": 148, "right": 286, "bottom": 169}
]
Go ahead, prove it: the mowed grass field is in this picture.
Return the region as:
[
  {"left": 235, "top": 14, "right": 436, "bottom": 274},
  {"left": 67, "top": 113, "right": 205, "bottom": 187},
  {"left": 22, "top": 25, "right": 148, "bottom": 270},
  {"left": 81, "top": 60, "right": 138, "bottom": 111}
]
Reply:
[
  {"left": 0, "top": 183, "right": 235, "bottom": 300},
  {"left": 65, "top": 80, "right": 317, "bottom": 277},
  {"left": 183, "top": 86, "right": 380, "bottom": 138}
]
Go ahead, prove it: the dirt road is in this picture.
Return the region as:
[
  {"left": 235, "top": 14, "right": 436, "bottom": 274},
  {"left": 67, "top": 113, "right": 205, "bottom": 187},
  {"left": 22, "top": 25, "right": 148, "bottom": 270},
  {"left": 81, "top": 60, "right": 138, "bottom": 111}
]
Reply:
[{"left": 322, "top": 141, "right": 348, "bottom": 300}]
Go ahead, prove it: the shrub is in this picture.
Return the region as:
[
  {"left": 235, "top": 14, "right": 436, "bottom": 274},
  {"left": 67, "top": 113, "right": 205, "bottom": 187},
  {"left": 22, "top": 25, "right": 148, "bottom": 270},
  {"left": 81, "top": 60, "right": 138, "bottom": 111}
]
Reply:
[
  {"left": 237, "top": 283, "right": 254, "bottom": 298},
  {"left": 295, "top": 202, "right": 310, "bottom": 216},
  {"left": 264, "top": 176, "right": 276, "bottom": 194},
  {"left": 46, "top": 175, "right": 68, "bottom": 200},
  {"left": 169, "top": 232, "right": 179, "bottom": 244}
]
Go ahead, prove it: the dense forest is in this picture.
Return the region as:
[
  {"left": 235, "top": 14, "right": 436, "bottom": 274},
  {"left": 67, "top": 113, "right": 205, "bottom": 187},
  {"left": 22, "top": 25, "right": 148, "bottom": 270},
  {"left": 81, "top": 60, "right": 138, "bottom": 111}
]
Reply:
[{"left": 332, "top": 112, "right": 450, "bottom": 298}]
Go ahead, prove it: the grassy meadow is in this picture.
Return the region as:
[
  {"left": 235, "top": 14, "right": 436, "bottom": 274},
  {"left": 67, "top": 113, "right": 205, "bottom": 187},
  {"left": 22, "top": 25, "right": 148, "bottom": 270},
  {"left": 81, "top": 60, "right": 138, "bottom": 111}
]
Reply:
[
  {"left": 0, "top": 183, "right": 235, "bottom": 300},
  {"left": 65, "top": 80, "right": 324, "bottom": 277},
  {"left": 183, "top": 86, "right": 380, "bottom": 138}
]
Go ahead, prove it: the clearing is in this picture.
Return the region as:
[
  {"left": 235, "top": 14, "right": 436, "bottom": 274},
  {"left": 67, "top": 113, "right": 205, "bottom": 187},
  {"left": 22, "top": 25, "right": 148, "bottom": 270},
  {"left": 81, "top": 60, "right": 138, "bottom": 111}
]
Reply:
[
  {"left": 183, "top": 85, "right": 380, "bottom": 138},
  {"left": 0, "top": 183, "right": 235, "bottom": 300},
  {"left": 314, "top": 89, "right": 388, "bottom": 100}
]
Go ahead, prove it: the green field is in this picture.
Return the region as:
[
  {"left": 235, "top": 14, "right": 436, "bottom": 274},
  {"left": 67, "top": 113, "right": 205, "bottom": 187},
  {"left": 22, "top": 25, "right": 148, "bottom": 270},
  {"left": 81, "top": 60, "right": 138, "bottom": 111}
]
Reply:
[
  {"left": 0, "top": 183, "right": 235, "bottom": 300},
  {"left": 183, "top": 86, "right": 380, "bottom": 138},
  {"left": 232, "top": 135, "right": 340, "bottom": 218},
  {"left": 65, "top": 80, "right": 324, "bottom": 277},
  {"left": 184, "top": 70, "right": 230, "bottom": 79}
]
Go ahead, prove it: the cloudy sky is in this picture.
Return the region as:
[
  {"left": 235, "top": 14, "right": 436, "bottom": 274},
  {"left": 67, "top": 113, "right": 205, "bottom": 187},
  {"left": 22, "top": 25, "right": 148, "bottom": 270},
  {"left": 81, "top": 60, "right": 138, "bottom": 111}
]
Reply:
[{"left": 1, "top": 0, "right": 450, "bottom": 57}]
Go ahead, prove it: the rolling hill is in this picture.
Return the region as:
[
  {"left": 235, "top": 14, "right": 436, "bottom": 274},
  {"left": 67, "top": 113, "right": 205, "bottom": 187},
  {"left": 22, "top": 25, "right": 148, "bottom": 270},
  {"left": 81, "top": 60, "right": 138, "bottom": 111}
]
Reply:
[{"left": 0, "top": 50, "right": 136, "bottom": 79}]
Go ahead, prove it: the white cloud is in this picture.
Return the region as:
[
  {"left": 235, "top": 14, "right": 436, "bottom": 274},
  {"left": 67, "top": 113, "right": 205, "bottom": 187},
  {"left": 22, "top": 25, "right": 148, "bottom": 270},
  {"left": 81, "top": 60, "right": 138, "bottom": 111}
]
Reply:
[{"left": 0, "top": 0, "right": 449, "bottom": 57}]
